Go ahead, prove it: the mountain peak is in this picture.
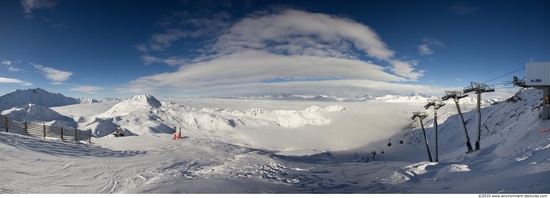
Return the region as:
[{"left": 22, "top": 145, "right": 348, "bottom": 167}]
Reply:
[
  {"left": 121, "top": 94, "right": 162, "bottom": 108},
  {"left": 0, "top": 88, "right": 79, "bottom": 111}
]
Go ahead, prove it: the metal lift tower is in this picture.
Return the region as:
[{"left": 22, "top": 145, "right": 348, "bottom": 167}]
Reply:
[
  {"left": 424, "top": 99, "right": 445, "bottom": 162},
  {"left": 411, "top": 111, "right": 433, "bottom": 162},
  {"left": 442, "top": 91, "right": 474, "bottom": 153},
  {"left": 463, "top": 82, "right": 495, "bottom": 151}
]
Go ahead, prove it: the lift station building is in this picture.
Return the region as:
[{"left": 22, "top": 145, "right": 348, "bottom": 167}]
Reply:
[{"left": 524, "top": 62, "right": 550, "bottom": 120}]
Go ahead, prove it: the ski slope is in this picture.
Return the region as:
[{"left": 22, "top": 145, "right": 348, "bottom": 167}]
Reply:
[{"left": 1, "top": 88, "right": 549, "bottom": 193}]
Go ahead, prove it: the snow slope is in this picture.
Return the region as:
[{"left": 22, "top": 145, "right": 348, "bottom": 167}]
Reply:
[
  {"left": 362, "top": 88, "right": 550, "bottom": 192},
  {"left": 0, "top": 88, "right": 549, "bottom": 193}
]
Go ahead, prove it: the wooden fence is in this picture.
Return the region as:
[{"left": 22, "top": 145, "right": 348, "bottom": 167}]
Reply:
[{"left": 0, "top": 115, "right": 92, "bottom": 143}]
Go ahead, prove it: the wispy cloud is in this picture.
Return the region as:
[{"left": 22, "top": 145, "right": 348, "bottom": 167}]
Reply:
[
  {"left": 32, "top": 63, "right": 73, "bottom": 83},
  {"left": 450, "top": 2, "right": 479, "bottom": 15},
  {"left": 1, "top": 60, "right": 12, "bottom": 66},
  {"left": 70, "top": 86, "right": 105, "bottom": 94},
  {"left": 137, "top": 11, "right": 232, "bottom": 52},
  {"left": 140, "top": 54, "right": 189, "bottom": 67},
  {"left": 20, "top": 0, "right": 60, "bottom": 18},
  {"left": 2, "top": 59, "right": 24, "bottom": 72},
  {"left": 126, "top": 8, "right": 426, "bottom": 96},
  {"left": 418, "top": 37, "right": 445, "bottom": 56},
  {"left": 0, "top": 77, "right": 33, "bottom": 86}
]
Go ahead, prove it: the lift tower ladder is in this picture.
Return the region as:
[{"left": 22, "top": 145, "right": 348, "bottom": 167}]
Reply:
[
  {"left": 463, "top": 82, "right": 495, "bottom": 151},
  {"left": 424, "top": 99, "right": 445, "bottom": 162},
  {"left": 411, "top": 111, "right": 433, "bottom": 162},
  {"left": 442, "top": 90, "right": 474, "bottom": 153}
]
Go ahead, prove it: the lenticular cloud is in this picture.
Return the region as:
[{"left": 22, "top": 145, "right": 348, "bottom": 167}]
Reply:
[{"left": 126, "top": 8, "right": 424, "bottom": 96}]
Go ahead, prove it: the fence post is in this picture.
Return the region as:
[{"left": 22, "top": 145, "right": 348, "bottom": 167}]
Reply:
[
  {"left": 75, "top": 128, "right": 78, "bottom": 143},
  {"left": 43, "top": 123, "right": 46, "bottom": 139},
  {"left": 61, "top": 126, "right": 64, "bottom": 141},
  {"left": 3, "top": 116, "right": 7, "bottom": 132},
  {"left": 88, "top": 129, "right": 92, "bottom": 144},
  {"left": 24, "top": 121, "right": 28, "bottom": 134}
]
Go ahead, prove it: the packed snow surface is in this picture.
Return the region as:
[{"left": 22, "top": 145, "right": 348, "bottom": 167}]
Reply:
[{"left": 1, "top": 88, "right": 549, "bottom": 193}]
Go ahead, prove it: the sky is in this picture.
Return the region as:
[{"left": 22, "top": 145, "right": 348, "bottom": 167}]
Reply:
[{"left": 0, "top": 0, "right": 549, "bottom": 99}]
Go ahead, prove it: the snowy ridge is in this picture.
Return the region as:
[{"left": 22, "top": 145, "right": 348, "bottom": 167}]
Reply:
[
  {"left": 83, "top": 94, "right": 348, "bottom": 137},
  {"left": 237, "top": 94, "right": 343, "bottom": 102},
  {"left": 229, "top": 93, "right": 502, "bottom": 105},
  {"left": 374, "top": 94, "right": 500, "bottom": 106},
  {"left": 202, "top": 105, "right": 348, "bottom": 128},
  {"left": 1, "top": 104, "right": 77, "bottom": 127},
  {"left": 78, "top": 98, "right": 101, "bottom": 104},
  {"left": 0, "top": 88, "right": 79, "bottom": 111}
]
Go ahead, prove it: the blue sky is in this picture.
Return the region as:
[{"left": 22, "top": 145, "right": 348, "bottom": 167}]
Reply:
[{"left": 0, "top": 0, "right": 549, "bottom": 98}]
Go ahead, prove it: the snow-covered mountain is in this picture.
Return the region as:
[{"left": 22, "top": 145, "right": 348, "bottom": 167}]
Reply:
[
  {"left": 0, "top": 88, "right": 80, "bottom": 111},
  {"left": 1, "top": 104, "right": 77, "bottom": 127},
  {"left": 235, "top": 94, "right": 344, "bottom": 102},
  {"left": 82, "top": 94, "right": 348, "bottom": 137},
  {"left": 374, "top": 93, "right": 501, "bottom": 106},
  {"left": 228, "top": 93, "right": 502, "bottom": 105},
  {"left": 1, "top": 88, "right": 549, "bottom": 193}
]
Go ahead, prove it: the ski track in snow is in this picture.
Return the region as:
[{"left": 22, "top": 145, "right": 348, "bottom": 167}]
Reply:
[{"left": 1, "top": 88, "right": 550, "bottom": 193}]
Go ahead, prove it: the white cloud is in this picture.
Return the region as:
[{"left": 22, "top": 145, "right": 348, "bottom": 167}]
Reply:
[
  {"left": 418, "top": 37, "right": 444, "bottom": 56},
  {"left": 7, "top": 67, "right": 24, "bottom": 72},
  {"left": 32, "top": 63, "right": 73, "bottom": 82},
  {"left": 21, "top": 0, "right": 60, "bottom": 18},
  {"left": 418, "top": 44, "right": 433, "bottom": 55},
  {"left": 212, "top": 9, "right": 394, "bottom": 60},
  {"left": 141, "top": 55, "right": 188, "bottom": 67},
  {"left": 127, "top": 8, "right": 426, "bottom": 96},
  {"left": 2, "top": 60, "right": 24, "bottom": 72},
  {"left": 450, "top": 2, "right": 479, "bottom": 15},
  {"left": 139, "top": 11, "right": 232, "bottom": 52},
  {"left": 70, "top": 86, "right": 105, "bottom": 94},
  {"left": 0, "top": 77, "right": 33, "bottom": 86},
  {"left": 389, "top": 60, "right": 424, "bottom": 80},
  {"left": 1, "top": 60, "right": 12, "bottom": 66},
  {"left": 120, "top": 51, "right": 431, "bottom": 96}
]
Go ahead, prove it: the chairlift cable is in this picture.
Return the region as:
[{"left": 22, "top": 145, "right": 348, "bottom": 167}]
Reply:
[{"left": 482, "top": 66, "right": 525, "bottom": 84}]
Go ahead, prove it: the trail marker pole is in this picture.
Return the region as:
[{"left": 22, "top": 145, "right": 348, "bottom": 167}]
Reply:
[
  {"left": 173, "top": 127, "right": 177, "bottom": 140},
  {"left": 75, "top": 128, "right": 78, "bottom": 143},
  {"left": 88, "top": 129, "right": 92, "bottom": 144},
  {"left": 24, "top": 121, "right": 28, "bottom": 134},
  {"left": 61, "top": 126, "right": 64, "bottom": 141},
  {"left": 43, "top": 123, "right": 46, "bottom": 139},
  {"left": 4, "top": 116, "right": 8, "bottom": 132}
]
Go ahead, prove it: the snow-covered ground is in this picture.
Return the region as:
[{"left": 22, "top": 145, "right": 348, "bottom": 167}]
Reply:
[{"left": 1, "top": 88, "right": 549, "bottom": 193}]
